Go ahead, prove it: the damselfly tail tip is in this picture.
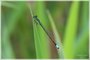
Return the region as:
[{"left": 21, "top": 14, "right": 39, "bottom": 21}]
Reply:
[{"left": 55, "top": 44, "right": 59, "bottom": 49}]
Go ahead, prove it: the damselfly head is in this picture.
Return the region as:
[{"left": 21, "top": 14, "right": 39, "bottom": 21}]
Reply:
[
  {"left": 33, "top": 15, "right": 37, "bottom": 19},
  {"left": 33, "top": 15, "right": 39, "bottom": 24}
]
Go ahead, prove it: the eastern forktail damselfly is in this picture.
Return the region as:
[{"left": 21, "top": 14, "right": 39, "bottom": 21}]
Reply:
[{"left": 33, "top": 16, "right": 59, "bottom": 49}]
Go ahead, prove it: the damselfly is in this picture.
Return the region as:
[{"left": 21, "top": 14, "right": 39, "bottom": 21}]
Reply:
[{"left": 33, "top": 16, "right": 59, "bottom": 49}]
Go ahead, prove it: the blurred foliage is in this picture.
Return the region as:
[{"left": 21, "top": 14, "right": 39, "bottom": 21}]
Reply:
[{"left": 1, "top": 1, "right": 89, "bottom": 59}]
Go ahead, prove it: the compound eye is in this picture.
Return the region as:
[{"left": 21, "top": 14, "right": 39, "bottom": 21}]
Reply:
[{"left": 33, "top": 16, "right": 37, "bottom": 18}]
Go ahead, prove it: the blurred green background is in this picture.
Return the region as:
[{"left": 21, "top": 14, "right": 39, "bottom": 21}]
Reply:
[{"left": 1, "top": 1, "right": 89, "bottom": 59}]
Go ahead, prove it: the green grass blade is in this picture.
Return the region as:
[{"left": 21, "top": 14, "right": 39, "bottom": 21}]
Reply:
[
  {"left": 28, "top": 2, "right": 50, "bottom": 58},
  {"left": 81, "top": 2, "right": 89, "bottom": 29},
  {"left": 1, "top": 2, "right": 16, "bottom": 9},
  {"left": 47, "top": 10, "right": 64, "bottom": 59},
  {"left": 75, "top": 28, "right": 88, "bottom": 58},
  {"left": 75, "top": 1, "right": 89, "bottom": 58},
  {"left": 2, "top": 2, "right": 26, "bottom": 58},
  {"left": 2, "top": 30, "right": 15, "bottom": 58},
  {"left": 63, "top": 2, "right": 80, "bottom": 58}
]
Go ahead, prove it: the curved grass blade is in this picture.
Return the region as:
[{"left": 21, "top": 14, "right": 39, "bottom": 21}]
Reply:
[
  {"left": 47, "top": 10, "right": 64, "bottom": 59},
  {"left": 2, "top": 2, "right": 27, "bottom": 58},
  {"left": 63, "top": 2, "right": 80, "bottom": 58},
  {"left": 75, "top": 1, "right": 89, "bottom": 58},
  {"left": 1, "top": 2, "right": 17, "bottom": 9}
]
